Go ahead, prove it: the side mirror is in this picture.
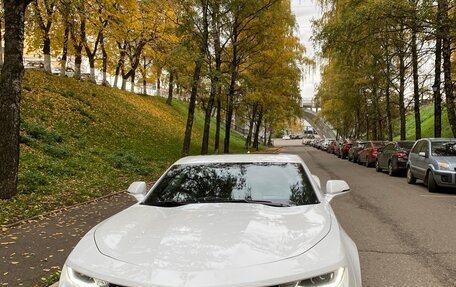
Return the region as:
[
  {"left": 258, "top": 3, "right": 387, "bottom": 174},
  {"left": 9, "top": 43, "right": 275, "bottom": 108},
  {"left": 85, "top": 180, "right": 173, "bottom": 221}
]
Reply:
[
  {"left": 325, "top": 180, "right": 350, "bottom": 202},
  {"left": 418, "top": 152, "right": 427, "bottom": 158},
  {"left": 127, "top": 181, "right": 147, "bottom": 202},
  {"left": 312, "top": 175, "right": 321, "bottom": 189}
]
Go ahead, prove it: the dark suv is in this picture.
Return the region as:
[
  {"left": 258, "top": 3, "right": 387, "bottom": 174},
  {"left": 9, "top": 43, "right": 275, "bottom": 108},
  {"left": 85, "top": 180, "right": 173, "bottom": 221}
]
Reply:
[
  {"left": 407, "top": 138, "right": 456, "bottom": 192},
  {"left": 376, "top": 141, "right": 415, "bottom": 176}
]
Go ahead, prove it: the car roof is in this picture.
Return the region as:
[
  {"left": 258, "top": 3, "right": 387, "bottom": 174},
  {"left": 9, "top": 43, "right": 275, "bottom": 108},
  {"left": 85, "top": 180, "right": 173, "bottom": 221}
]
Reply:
[
  {"left": 174, "top": 153, "right": 303, "bottom": 165},
  {"left": 424, "top": 138, "right": 456, "bottom": 142}
]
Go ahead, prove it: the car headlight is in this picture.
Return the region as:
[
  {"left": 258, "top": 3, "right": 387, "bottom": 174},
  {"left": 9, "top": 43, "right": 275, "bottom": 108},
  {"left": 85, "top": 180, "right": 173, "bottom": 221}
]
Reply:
[
  {"left": 278, "top": 267, "right": 347, "bottom": 287},
  {"left": 438, "top": 162, "right": 450, "bottom": 170},
  {"left": 60, "top": 264, "right": 110, "bottom": 287}
]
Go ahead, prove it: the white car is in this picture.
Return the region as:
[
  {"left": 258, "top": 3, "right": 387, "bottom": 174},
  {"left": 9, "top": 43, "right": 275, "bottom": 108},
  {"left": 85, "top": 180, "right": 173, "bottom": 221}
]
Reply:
[
  {"left": 282, "top": 135, "right": 291, "bottom": 140},
  {"left": 59, "top": 154, "right": 362, "bottom": 287}
]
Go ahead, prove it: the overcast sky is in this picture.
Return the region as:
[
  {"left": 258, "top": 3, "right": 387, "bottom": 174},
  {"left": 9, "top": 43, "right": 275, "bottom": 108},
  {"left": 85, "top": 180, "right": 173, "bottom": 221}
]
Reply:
[{"left": 290, "top": 0, "right": 322, "bottom": 102}]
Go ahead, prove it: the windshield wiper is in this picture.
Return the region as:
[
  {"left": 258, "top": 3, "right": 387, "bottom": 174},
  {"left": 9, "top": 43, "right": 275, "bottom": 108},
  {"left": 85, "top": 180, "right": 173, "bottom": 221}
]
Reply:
[{"left": 205, "top": 199, "right": 291, "bottom": 207}]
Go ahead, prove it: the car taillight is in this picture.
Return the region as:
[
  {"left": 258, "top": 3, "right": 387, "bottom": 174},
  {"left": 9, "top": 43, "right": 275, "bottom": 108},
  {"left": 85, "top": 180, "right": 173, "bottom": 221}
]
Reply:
[
  {"left": 371, "top": 148, "right": 378, "bottom": 155},
  {"left": 396, "top": 151, "right": 408, "bottom": 159}
]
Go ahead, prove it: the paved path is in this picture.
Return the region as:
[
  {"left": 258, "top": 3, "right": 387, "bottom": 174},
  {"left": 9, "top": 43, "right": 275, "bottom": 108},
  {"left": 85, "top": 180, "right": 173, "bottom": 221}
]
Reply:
[
  {"left": 0, "top": 193, "right": 136, "bottom": 286},
  {"left": 281, "top": 145, "right": 456, "bottom": 287}
]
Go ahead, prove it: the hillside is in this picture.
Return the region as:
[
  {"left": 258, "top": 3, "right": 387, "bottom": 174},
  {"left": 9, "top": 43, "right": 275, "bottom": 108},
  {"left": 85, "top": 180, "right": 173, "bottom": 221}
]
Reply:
[
  {"left": 1, "top": 70, "right": 247, "bottom": 225},
  {"left": 393, "top": 105, "right": 453, "bottom": 140}
]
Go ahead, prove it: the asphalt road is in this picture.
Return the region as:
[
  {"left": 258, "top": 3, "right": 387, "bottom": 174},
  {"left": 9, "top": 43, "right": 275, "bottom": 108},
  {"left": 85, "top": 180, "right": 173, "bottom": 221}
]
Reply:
[{"left": 276, "top": 140, "right": 456, "bottom": 287}]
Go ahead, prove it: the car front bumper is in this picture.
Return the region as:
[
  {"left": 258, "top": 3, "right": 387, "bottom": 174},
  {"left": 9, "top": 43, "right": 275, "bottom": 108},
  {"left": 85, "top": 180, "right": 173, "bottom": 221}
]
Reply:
[{"left": 432, "top": 170, "right": 456, "bottom": 187}]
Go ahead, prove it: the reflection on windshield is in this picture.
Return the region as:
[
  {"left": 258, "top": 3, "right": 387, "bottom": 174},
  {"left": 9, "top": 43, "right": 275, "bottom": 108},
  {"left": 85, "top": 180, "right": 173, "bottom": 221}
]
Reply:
[
  {"left": 432, "top": 142, "right": 456, "bottom": 156},
  {"left": 144, "top": 163, "right": 319, "bottom": 207}
]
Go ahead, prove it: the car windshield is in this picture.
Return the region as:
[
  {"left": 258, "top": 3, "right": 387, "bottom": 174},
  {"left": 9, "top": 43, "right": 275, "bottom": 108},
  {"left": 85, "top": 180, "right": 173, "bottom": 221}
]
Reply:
[
  {"left": 143, "top": 162, "right": 319, "bottom": 207},
  {"left": 431, "top": 142, "right": 456, "bottom": 156},
  {"left": 398, "top": 141, "right": 414, "bottom": 150}
]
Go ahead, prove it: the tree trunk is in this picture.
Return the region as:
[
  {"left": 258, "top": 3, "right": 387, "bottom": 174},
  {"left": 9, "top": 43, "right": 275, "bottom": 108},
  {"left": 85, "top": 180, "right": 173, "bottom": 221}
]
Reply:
[
  {"left": 214, "top": 96, "right": 221, "bottom": 153},
  {"left": 166, "top": 71, "right": 174, "bottom": 105},
  {"left": 121, "top": 73, "right": 127, "bottom": 90},
  {"left": 253, "top": 108, "right": 263, "bottom": 151},
  {"left": 434, "top": 30, "right": 442, "bottom": 138},
  {"left": 399, "top": 49, "right": 406, "bottom": 140},
  {"left": 100, "top": 31, "right": 108, "bottom": 86},
  {"left": 410, "top": 2, "right": 421, "bottom": 140},
  {"left": 441, "top": 0, "right": 455, "bottom": 136},
  {"left": 114, "top": 47, "right": 125, "bottom": 88},
  {"left": 130, "top": 70, "right": 135, "bottom": 93},
  {"left": 245, "top": 104, "right": 257, "bottom": 150},
  {"left": 60, "top": 23, "right": 69, "bottom": 77},
  {"left": 0, "top": 19, "right": 3, "bottom": 67},
  {"left": 385, "top": 52, "right": 393, "bottom": 141},
  {"left": 182, "top": 0, "right": 209, "bottom": 157},
  {"left": 43, "top": 33, "right": 51, "bottom": 73},
  {"left": 157, "top": 76, "right": 161, "bottom": 96},
  {"left": 74, "top": 45, "right": 82, "bottom": 80},
  {"left": 89, "top": 58, "right": 96, "bottom": 83},
  {"left": 224, "top": 13, "right": 240, "bottom": 154},
  {"left": 0, "top": 0, "right": 29, "bottom": 199}
]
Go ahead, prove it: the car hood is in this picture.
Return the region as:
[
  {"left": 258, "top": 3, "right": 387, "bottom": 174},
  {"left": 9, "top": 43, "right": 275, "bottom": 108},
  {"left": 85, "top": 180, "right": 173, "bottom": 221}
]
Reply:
[{"left": 94, "top": 203, "right": 331, "bottom": 272}]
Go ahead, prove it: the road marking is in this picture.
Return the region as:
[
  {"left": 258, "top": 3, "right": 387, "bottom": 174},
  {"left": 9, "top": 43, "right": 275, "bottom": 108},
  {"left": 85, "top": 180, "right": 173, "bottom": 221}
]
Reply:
[{"left": 419, "top": 195, "right": 456, "bottom": 199}]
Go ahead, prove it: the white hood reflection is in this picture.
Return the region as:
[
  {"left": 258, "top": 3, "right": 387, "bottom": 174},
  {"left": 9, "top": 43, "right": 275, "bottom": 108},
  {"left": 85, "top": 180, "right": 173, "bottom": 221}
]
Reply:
[{"left": 94, "top": 203, "right": 330, "bottom": 272}]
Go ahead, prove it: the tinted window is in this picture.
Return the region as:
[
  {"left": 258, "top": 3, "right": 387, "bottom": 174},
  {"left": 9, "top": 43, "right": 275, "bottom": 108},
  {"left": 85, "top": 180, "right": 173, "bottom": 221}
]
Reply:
[
  {"left": 386, "top": 144, "right": 395, "bottom": 151},
  {"left": 398, "top": 141, "right": 415, "bottom": 150},
  {"left": 420, "top": 141, "right": 429, "bottom": 153},
  {"left": 431, "top": 142, "right": 456, "bottom": 156},
  {"left": 144, "top": 163, "right": 319, "bottom": 207},
  {"left": 372, "top": 141, "right": 386, "bottom": 148},
  {"left": 411, "top": 141, "right": 423, "bottom": 154}
]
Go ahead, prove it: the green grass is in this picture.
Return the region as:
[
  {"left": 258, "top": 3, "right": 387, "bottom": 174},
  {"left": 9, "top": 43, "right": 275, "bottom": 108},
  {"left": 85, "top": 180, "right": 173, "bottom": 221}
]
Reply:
[
  {"left": 393, "top": 105, "right": 453, "bottom": 140},
  {"left": 0, "top": 70, "right": 250, "bottom": 225}
]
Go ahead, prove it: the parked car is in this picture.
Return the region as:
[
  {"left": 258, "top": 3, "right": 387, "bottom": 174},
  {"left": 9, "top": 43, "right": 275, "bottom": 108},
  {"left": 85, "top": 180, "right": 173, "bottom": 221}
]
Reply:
[
  {"left": 59, "top": 154, "right": 362, "bottom": 287},
  {"left": 282, "top": 134, "right": 291, "bottom": 140},
  {"left": 328, "top": 140, "right": 339, "bottom": 154},
  {"left": 348, "top": 141, "right": 366, "bottom": 163},
  {"left": 358, "top": 141, "right": 387, "bottom": 167},
  {"left": 52, "top": 66, "right": 75, "bottom": 77},
  {"left": 321, "top": 138, "right": 335, "bottom": 151},
  {"left": 407, "top": 138, "right": 456, "bottom": 192},
  {"left": 25, "top": 60, "right": 44, "bottom": 69},
  {"left": 375, "top": 141, "right": 415, "bottom": 176},
  {"left": 338, "top": 141, "right": 353, "bottom": 159}
]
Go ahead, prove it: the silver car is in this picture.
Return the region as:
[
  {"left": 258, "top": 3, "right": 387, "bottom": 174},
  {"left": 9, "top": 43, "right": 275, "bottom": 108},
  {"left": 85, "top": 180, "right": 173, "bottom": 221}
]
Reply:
[{"left": 407, "top": 138, "right": 456, "bottom": 192}]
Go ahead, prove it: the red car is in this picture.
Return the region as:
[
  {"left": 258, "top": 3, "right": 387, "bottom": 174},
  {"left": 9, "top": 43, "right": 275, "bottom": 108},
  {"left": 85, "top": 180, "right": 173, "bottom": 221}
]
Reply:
[
  {"left": 338, "top": 141, "right": 353, "bottom": 159},
  {"left": 358, "top": 141, "right": 387, "bottom": 167}
]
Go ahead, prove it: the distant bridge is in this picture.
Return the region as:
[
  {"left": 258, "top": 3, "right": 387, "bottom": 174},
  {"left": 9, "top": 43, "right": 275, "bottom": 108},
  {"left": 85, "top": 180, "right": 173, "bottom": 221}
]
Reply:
[{"left": 302, "top": 107, "right": 337, "bottom": 139}]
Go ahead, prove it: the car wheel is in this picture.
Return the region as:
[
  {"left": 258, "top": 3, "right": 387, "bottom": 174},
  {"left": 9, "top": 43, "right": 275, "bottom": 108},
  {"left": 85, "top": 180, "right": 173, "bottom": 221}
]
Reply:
[
  {"left": 427, "top": 171, "right": 438, "bottom": 193},
  {"left": 375, "top": 160, "right": 382, "bottom": 172},
  {"left": 365, "top": 157, "right": 370, "bottom": 167},
  {"left": 357, "top": 157, "right": 362, "bottom": 165},
  {"left": 406, "top": 167, "right": 416, "bottom": 184},
  {"left": 388, "top": 161, "right": 396, "bottom": 176}
]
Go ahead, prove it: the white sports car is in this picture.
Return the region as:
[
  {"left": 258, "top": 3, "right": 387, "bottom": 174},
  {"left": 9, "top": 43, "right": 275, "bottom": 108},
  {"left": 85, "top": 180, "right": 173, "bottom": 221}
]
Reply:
[{"left": 59, "top": 154, "right": 361, "bottom": 287}]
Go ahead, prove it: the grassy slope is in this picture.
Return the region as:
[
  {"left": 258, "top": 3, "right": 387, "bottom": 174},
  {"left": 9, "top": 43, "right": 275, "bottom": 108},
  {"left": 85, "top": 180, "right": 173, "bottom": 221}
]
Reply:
[
  {"left": 1, "top": 70, "right": 247, "bottom": 225},
  {"left": 393, "top": 105, "right": 453, "bottom": 140}
]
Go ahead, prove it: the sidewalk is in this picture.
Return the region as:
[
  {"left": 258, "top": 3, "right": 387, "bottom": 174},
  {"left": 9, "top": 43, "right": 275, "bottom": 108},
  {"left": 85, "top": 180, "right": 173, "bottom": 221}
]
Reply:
[{"left": 0, "top": 192, "right": 136, "bottom": 286}]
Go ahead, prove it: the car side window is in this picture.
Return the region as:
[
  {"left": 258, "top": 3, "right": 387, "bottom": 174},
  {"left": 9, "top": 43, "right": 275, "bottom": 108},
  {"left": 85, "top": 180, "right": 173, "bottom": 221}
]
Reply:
[
  {"left": 419, "top": 141, "right": 429, "bottom": 154},
  {"left": 384, "top": 144, "right": 392, "bottom": 151},
  {"left": 411, "top": 141, "right": 422, "bottom": 154}
]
